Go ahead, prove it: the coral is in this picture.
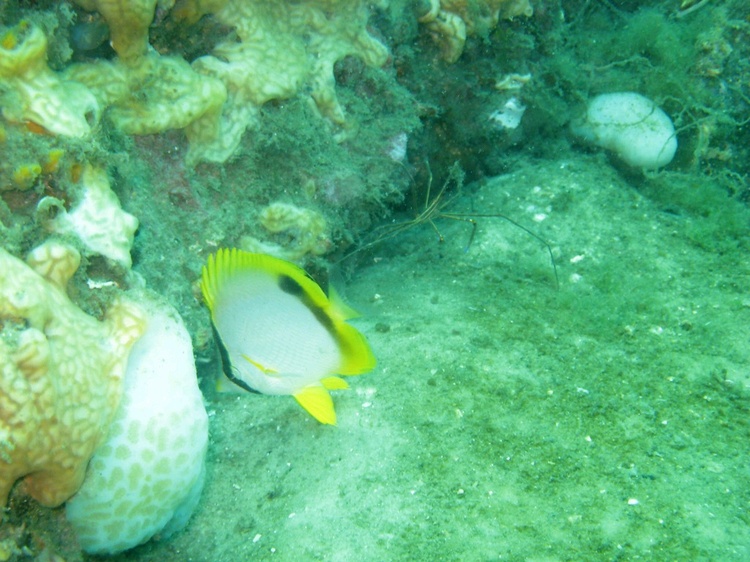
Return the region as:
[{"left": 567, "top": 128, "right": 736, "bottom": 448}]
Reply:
[
  {"left": 418, "top": 0, "right": 467, "bottom": 64},
  {"left": 495, "top": 72, "right": 531, "bottom": 91},
  {"left": 180, "top": 0, "right": 390, "bottom": 162},
  {"left": 241, "top": 202, "right": 331, "bottom": 260},
  {"left": 419, "top": 0, "right": 534, "bottom": 62},
  {"left": 4, "top": 0, "right": 225, "bottom": 156},
  {"left": 2, "top": 1, "right": 388, "bottom": 164},
  {"left": 37, "top": 164, "right": 139, "bottom": 269},
  {"left": 106, "top": 55, "right": 227, "bottom": 137},
  {"left": 9, "top": 163, "right": 41, "bottom": 190},
  {"left": 65, "top": 1, "right": 228, "bottom": 143},
  {"left": 0, "top": 240, "right": 146, "bottom": 507},
  {"left": 0, "top": 21, "right": 99, "bottom": 136},
  {"left": 0, "top": 130, "right": 66, "bottom": 195},
  {"left": 73, "top": 0, "right": 159, "bottom": 61},
  {"left": 65, "top": 56, "right": 226, "bottom": 140}
]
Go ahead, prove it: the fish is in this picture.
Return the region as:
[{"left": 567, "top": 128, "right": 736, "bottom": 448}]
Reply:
[{"left": 200, "top": 248, "right": 376, "bottom": 425}]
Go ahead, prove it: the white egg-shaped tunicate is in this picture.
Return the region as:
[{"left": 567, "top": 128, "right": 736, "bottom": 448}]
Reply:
[
  {"left": 66, "top": 293, "right": 209, "bottom": 555},
  {"left": 571, "top": 92, "right": 677, "bottom": 170}
]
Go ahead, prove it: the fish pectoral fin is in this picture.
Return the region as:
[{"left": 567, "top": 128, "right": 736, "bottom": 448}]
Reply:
[
  {"left": 293, "top": 384, "right": 337, "bottom": 425},
  {"left": 241, "top": 354, "right": 279, "bottom": 376},
  {"left": 321, "top": 376, "right": 349, "bottom": 390}
]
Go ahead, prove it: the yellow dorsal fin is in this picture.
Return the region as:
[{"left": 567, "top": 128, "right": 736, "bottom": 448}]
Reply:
[
  {"left": 200, "top": 248, "right": 330, "bottom": 313},
  {"left": 293, "top": 384, "right": 337, "bottom": 425},
  {"left": 321, "top": 376, "right": 349, "bottom": 390},
  {"left": 327, "top": 284, "right": 360, "bottom": 320}
]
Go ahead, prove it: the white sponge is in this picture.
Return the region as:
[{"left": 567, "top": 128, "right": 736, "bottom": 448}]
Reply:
[
  {"left": 571, "top": 92, "right": 677, "bottom": 170},
  {"left": 66, "top": 294, "right": 209, "bottom": 554}
]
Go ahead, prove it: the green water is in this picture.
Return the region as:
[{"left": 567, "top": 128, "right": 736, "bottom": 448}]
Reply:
[
  {"left": 105, "top": 155, "right": 749, "bottom": 561},
  {"left": 2, "top": 0, "right": 749, "bottom": 560}
]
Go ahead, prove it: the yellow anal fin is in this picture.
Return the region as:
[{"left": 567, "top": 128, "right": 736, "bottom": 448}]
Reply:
[
  {"left": 327, "top": 284, "right": 361, "bottom": 320},
  {"left": 321, "top": 376, "right": 349, "bottom": 390},
  {"left": 241, "top": 354, "right": 278, "bottom": 376},
  {"left": 293, "top": 384, "right": 337, "bottom": 425}
]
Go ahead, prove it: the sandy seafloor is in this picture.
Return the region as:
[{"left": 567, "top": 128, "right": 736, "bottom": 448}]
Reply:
[{"left": 97, "top": 153, "right": 750, "bottom": 562}]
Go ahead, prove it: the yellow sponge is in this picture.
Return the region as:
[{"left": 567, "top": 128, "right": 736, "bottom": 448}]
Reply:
[{"left": 0, "top": 241, "right": 146, "bottom": 507}]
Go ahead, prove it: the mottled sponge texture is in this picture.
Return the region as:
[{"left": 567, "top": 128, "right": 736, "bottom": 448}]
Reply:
[
  {"left": 0, "top": 241, "right": 146, "bottom": 507},
  {"left": 65, "top": 295, "right": 209, "bottom": 554}
]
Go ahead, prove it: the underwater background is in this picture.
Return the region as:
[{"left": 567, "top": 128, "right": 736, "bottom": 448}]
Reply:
[{"left": 1, "top": 0, "right": 749, "bottom": 560}]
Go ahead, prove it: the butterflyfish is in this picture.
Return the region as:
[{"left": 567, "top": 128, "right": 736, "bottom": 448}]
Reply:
[{"left": 200, "top": 248, "right": 376, "bottom": 425}]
